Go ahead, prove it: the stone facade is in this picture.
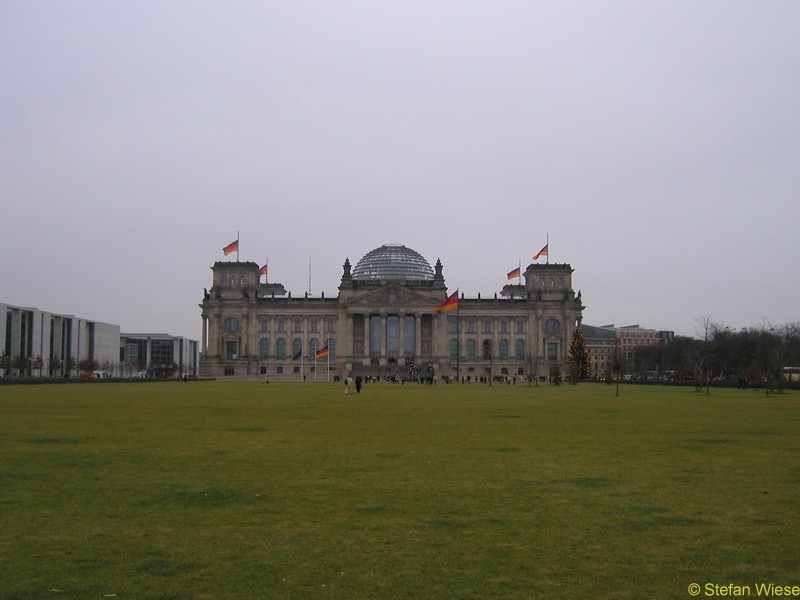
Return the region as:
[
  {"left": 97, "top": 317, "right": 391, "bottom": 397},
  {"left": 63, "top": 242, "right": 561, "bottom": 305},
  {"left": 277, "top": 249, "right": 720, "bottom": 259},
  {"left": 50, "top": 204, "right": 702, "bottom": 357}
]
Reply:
[{"left": 199, "top": 245, "right": 584, "bottom": 381}]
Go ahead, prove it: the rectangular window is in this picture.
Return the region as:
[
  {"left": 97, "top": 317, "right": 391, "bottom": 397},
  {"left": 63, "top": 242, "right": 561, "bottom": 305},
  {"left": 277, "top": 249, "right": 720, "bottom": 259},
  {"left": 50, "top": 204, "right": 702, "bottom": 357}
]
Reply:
[
  {"left": 386, "top": 316, "right": 399, "bottom": 357},
  {"left": 226, "top": 341, "right": 238, "bottom": 359},
  {"left": 404, "top": 315, "right": 415, "bottom": 355},
  {"left": 546, "top": 342, "right": 558, "bottom": 360},
  {"left": 310, "top": 320, "right": 318, "bottom": 333},
  {"left": 500, "top": 320, "right": 508, "bottom": 333},
  {"left": 516, "top": 320, "right": 524, "bottom": 334},
  {"left": 327, "top": 319, "right": 335, "bottom": 332},
  {"left": 483, "top": 320, "right": 491, "bottom": 333},
  {"left": 466, "top": 319, "right": 475, "bottom": 333},
  {"left": 277, "top": 320, "right": 285, "bottom": 332},
  {"left": 369, "top": 315, "right": 381, "bottom": 358},
  {"left": 151, "top": 339, "right": 174, "bottom": 365},
  {"left": 293, "top": 320, "right": 302, "bottom": 333}
]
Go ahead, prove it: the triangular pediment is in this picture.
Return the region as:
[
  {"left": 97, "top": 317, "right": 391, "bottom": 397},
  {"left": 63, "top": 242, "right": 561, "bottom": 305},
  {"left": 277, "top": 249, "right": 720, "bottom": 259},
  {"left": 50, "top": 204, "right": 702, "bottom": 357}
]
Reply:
[{"left": 346, "top": 282, "right": 438, "bottom": 309}]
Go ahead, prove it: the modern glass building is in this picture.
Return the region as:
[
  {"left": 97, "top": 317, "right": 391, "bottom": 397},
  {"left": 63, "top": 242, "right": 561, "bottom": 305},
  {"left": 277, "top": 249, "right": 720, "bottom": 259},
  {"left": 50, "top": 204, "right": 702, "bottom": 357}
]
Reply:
[
  {"left": 1, "top": 303, "right": 199, "bottom": 379},
  {"left": 1, "top": 303, "right": 120, "bottom": 377}
]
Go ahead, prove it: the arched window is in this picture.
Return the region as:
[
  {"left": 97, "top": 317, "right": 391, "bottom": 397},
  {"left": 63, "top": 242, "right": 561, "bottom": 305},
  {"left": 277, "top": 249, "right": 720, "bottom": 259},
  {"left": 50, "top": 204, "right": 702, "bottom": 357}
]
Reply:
[
  {"left": 327, "top": 338, "right": 336, "bottom": 360},
  {"left": 499, "top": 340, "right": 509, "bottom": 360},
  {"left": 449, "top": 339, "right": 458, "bottom": 362},
  {"left": 223, "top": 317, "right": 240, "bottom": 332},
  {"left": 544, "top": 319, "right": 561, "bottom": 334},
  {"left": 259, "top": 320, "right": 270, "bottom": 332},
  {"left": 466, "top": 340, "right": 476, "bottom": 361},
  {"left": 309, "top": 338, "right": 319, "bottom": 356},
  {"left": 482, "top": 339, "right": 493, "bottom": 360},
  {"left": 515, "top": 339, "right": 525, "bottom": 361},
  {"left": 259, "top": 338, "right": 270, "bottom": 359},
  {"left": 276, "top": 339, "right": 286, "bottom": 360}
]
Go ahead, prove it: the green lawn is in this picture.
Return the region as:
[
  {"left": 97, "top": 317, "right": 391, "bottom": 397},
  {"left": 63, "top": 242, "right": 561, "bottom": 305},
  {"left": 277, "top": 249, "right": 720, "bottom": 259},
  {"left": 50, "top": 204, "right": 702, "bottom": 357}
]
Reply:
[{"left": 1, "top": 382, "right": 798, "bottom": 599}]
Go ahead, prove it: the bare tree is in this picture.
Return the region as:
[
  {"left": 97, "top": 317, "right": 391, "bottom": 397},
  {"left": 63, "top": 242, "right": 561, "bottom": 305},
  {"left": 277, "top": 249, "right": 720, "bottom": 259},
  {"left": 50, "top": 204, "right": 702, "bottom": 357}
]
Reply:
[
  {"left": 31, "top": 355, "right": 44, "bottom": 377},
  {"left": 694, "top": 315, "right": 725, "bottom": 395}
]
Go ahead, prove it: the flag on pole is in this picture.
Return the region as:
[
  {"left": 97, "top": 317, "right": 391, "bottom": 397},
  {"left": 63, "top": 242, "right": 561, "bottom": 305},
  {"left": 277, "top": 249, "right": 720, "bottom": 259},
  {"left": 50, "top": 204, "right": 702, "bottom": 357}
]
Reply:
[
  {"left": 223, "top": 239, "right": 239, "bottom": 256},
  {"left": 507, "top": 267, "right": 521, "bottom": 280},
  {"left": 533, "top": 244, "right": 549, "bottom": 260},
  {"left": 292, "top": 348, "right": 302, "bottom": 360},
  {"left": 434, "top": 291, "right": 458, "bottom": 313},
  {"left": 315, "top": 346, "right": 329, "bottom": 359},
  {"left": 259, "top": 264, "right": 268, "bottom": 276}
]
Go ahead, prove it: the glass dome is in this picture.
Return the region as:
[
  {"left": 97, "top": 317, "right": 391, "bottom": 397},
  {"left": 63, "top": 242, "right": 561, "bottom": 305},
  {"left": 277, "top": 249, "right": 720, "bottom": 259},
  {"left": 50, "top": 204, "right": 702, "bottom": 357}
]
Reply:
[{"left": 351, "top": 244, "right": 435, "bottom": 282}]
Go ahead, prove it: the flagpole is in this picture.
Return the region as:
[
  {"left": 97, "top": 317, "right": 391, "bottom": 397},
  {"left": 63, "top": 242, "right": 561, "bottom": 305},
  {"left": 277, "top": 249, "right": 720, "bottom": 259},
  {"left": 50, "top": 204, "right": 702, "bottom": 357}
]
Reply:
[
  {"left": 518, "top": 260, "right": 521, "bottom": 284},
  {"left": 327, "top": 347, "right": 330, "bottom": 381},
  {"left": 456, "top": 289, "right": 460, "bottom": 383},
  {"left": 237, "top": 231, "right": 240, "bottom": 261},
  {"left": 546, "top": 233, "right": 549, "bottom": 264}
]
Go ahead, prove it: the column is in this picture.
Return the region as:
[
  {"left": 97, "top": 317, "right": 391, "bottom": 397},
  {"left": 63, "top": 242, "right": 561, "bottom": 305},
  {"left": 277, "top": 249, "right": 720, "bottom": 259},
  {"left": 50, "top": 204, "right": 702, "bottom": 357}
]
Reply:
[
  {"left": 381, "top": 313, "right": 387, "bottom": 361},
  {"left": 415, "top": 314, "right": 422, "bottom": 357},
  {"left": 398, "top": 312, "right": 405, "bottom": 359}
]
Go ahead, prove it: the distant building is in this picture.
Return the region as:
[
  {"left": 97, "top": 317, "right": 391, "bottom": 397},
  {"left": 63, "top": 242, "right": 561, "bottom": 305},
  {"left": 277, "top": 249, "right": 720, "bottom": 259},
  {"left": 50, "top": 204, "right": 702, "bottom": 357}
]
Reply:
[
  {"left": 119, "top": 334, "right": 200, "bottom": 378},
  {"left": 200, "top": 244, "right": 585, "bottom": 381},
  {"left": 581, "top": 324, "right": 675, "bottom": 379},
  {"left": 1, "top": 302, "right": 198, "bottom": 378},
  {"left": 1, "top": 302, "right": 119, "bottom": 377},
  {"left": 616, "top": 325, "right": 674, "bottom": 362},
  {"left": 581, "top": 324, "right": 618, "bottom": 379}
]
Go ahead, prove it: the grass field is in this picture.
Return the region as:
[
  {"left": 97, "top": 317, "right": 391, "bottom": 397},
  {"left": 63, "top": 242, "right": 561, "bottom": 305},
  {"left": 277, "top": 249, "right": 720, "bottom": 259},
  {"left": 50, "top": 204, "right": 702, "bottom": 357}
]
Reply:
[{"left": 1, "top": 381, "right": 799, "bottom": 599}]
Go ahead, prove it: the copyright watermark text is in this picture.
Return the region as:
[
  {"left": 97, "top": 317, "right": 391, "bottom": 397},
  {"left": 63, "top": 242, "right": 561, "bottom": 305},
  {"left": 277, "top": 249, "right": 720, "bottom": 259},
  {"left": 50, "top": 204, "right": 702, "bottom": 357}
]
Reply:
[{"left": 688, "top": 582, "right": 800, "bottom": 597}]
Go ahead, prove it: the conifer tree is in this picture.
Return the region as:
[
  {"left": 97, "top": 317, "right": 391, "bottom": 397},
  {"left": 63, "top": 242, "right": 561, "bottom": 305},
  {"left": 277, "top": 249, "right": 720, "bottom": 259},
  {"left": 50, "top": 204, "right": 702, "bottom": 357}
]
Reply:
[{"left": 567, "top": 324, "right": 591, "bottom": 383}]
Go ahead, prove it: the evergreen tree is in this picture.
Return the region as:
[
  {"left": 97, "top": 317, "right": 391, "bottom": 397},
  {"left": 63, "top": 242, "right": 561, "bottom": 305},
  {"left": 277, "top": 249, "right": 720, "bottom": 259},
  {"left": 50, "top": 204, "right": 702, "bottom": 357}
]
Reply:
[{"left": 567, "top": 324, "right": 591, "bottom": 383}]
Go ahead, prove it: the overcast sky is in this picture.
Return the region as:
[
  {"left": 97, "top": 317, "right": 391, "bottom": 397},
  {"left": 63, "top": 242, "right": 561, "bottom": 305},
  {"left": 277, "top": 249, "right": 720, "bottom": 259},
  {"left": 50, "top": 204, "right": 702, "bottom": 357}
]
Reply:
[{"left": 2, "top": 1, "right": 798, "bottom": 340}]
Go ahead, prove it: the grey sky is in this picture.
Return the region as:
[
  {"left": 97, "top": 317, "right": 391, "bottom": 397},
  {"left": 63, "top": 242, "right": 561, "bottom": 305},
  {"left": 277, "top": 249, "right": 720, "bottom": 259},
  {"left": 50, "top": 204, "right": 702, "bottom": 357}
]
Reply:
[{"left": 2, "top": 1, "right": 798, "bottom": 339}]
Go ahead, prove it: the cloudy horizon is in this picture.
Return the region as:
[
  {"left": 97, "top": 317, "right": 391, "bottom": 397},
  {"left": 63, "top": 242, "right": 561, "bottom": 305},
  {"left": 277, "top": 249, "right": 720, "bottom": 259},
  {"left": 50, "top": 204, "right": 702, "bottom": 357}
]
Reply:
[{"left": 2, "top": 1, "right": 798, "bottom": 340}]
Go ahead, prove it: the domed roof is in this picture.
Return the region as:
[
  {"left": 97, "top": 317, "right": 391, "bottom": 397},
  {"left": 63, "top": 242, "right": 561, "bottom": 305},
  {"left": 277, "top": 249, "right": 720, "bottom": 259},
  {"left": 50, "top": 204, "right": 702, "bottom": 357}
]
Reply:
[{"left": 351, "top": 244, "right": 435, "bottom": 282}]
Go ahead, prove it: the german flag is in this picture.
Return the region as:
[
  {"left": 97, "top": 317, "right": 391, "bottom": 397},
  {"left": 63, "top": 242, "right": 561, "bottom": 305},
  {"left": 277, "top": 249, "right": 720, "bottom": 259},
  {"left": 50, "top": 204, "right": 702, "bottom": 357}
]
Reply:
[
  {"left": 223, "top": 239, "right": 239, "bottom": 256},
  {"left": 433, "top": 291, "right": 458, "bottom": 314},
  {"left": 533, "top": 244, "right": 548, "bottom": 260},
  {"left": 507, "top": 267, "right": 521, "bottom": 280},
  {"left": 315, "top": 346, "right": 329, "bottom": 359}
]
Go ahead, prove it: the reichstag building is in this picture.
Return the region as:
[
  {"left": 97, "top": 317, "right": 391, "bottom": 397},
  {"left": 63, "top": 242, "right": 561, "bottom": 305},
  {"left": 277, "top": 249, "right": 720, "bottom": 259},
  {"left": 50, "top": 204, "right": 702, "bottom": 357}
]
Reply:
[{"left": 199, "top": 244, "right": 583, "bottom": 381}]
